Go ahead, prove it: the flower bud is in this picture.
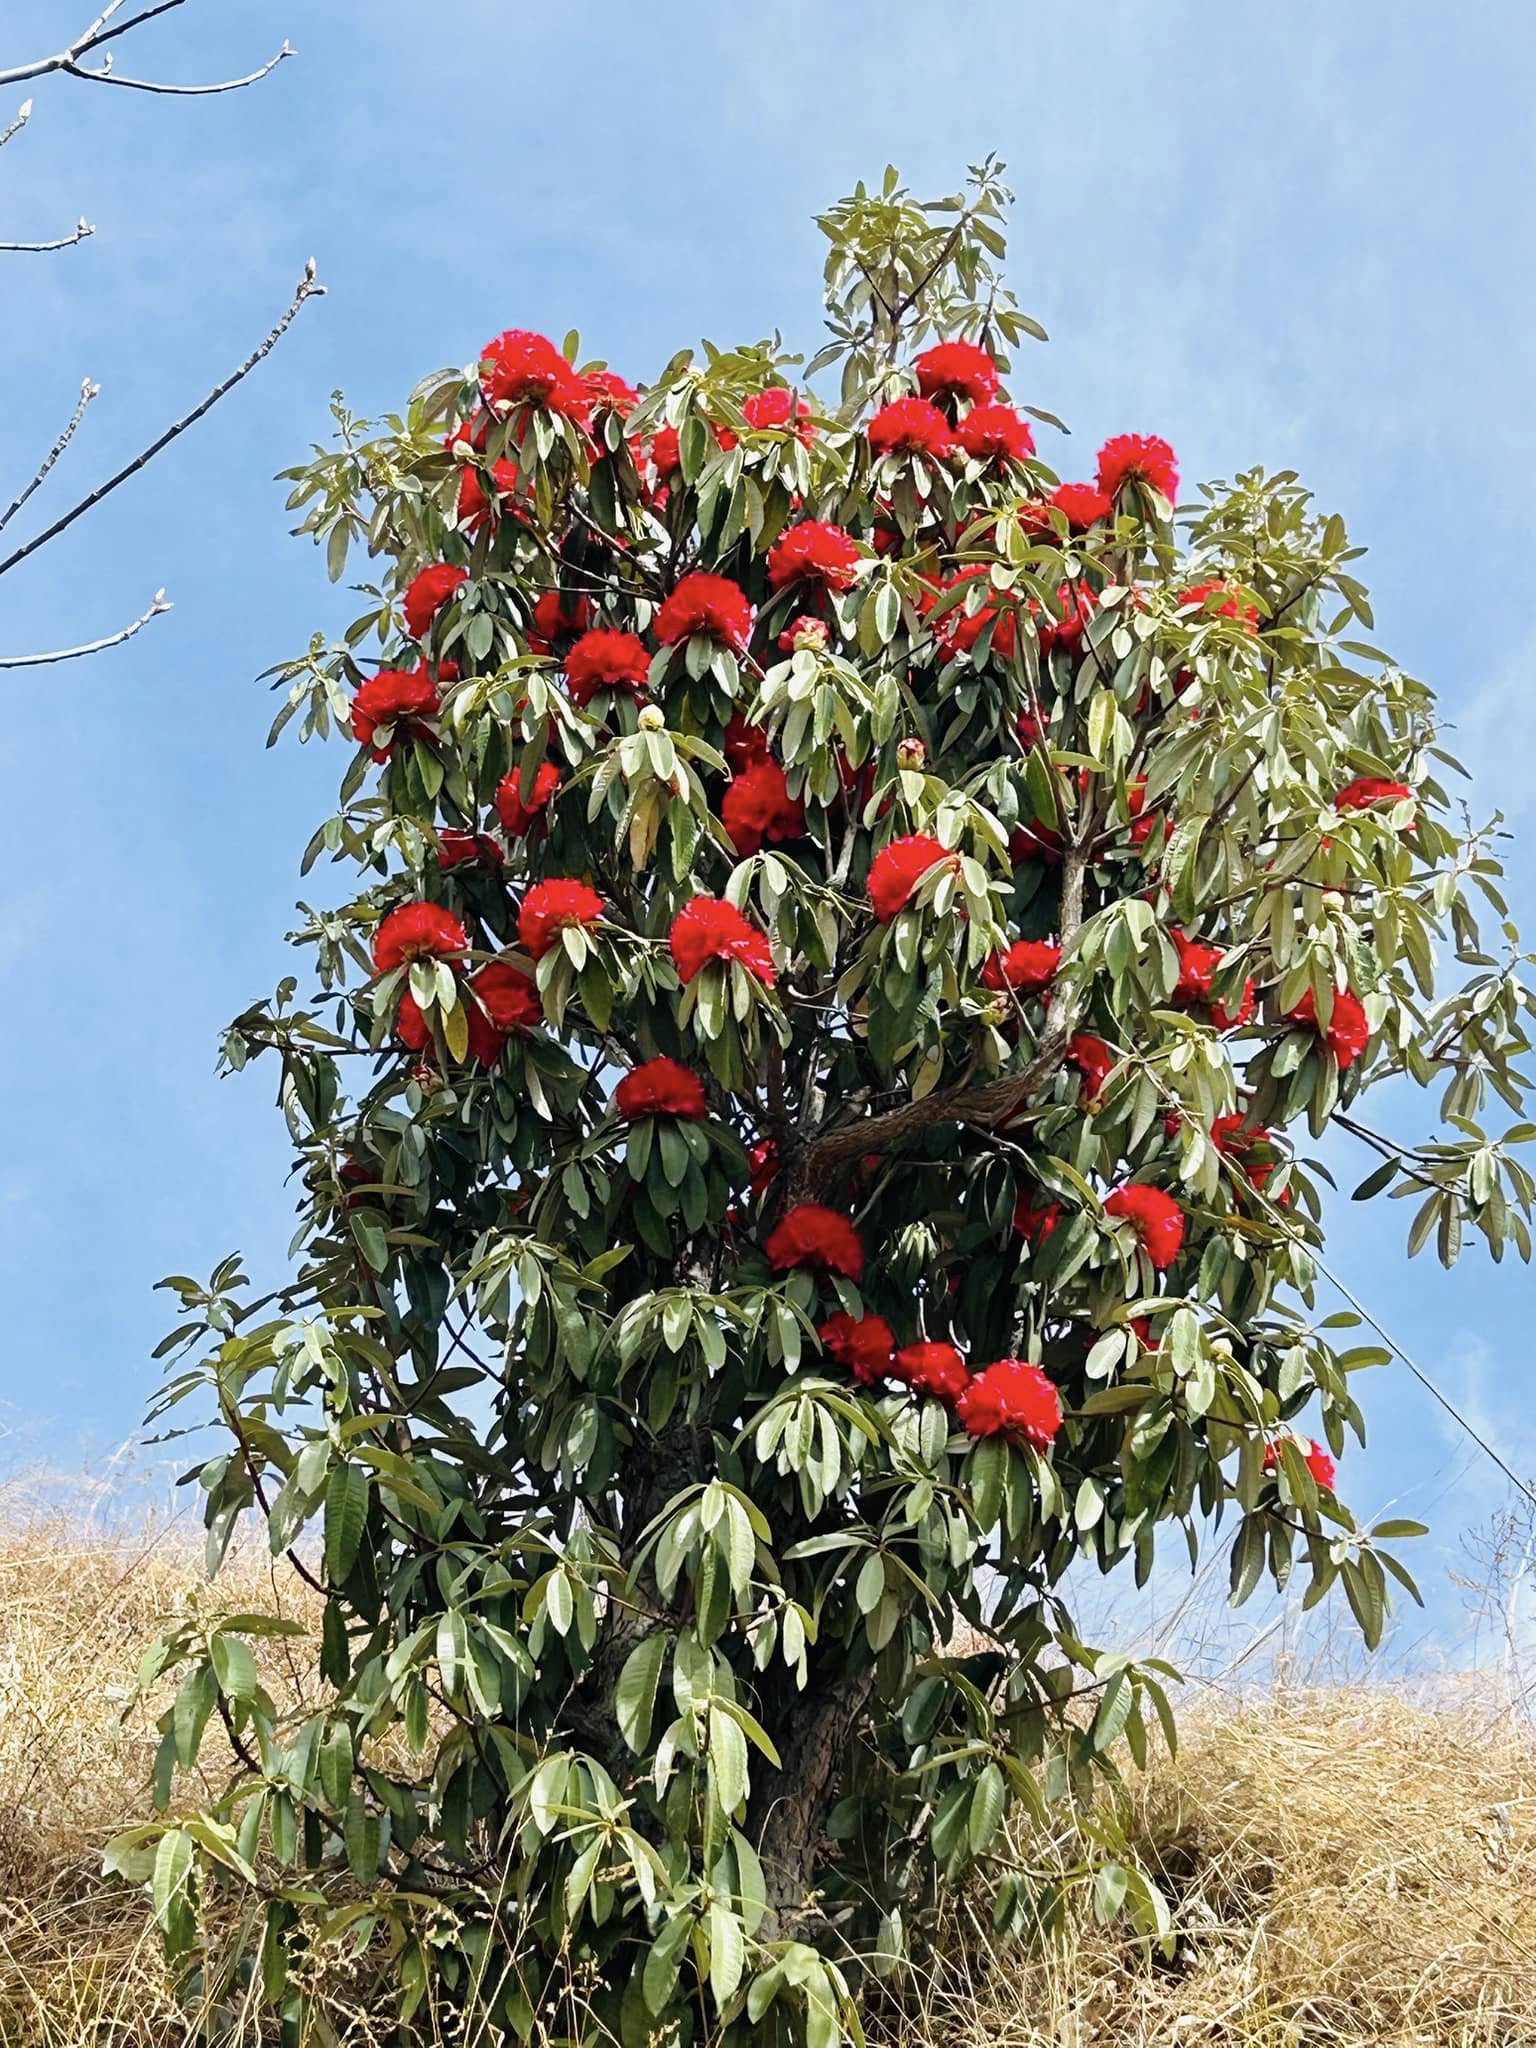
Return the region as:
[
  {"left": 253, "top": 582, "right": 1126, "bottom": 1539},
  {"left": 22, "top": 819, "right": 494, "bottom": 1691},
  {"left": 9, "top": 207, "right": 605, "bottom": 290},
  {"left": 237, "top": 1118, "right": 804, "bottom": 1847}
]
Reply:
[
  {"left": 1322, "top": 889, "right": 1345, "bottom": 911},
  {"left": 779, "top": 614, "right": 829, "bottom": 655},
  {"left": 896, "top": 737, "right": 927, "bottom": 770},
  {"left": 637, "top": 704, "right": 666, "bottom": 731}
]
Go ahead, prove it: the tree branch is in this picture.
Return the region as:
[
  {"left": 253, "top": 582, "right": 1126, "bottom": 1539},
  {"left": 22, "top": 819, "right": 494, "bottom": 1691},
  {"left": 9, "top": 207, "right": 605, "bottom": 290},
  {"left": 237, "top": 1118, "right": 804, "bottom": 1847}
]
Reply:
[
  {"left": 0, "top": 260, "right": 324, "bottom": 584},
  {"left": 63, "top": 39, "right": 293, "bottom": 96},
  {"left": 0, "top": 99, "right": 34, "bottom": 150},
  {"left": 0, "top": 588, "right": 170, "bottom": 668},
  {"left": 1, "top": 377, "right": 99, "bottom": 533},
  {"left": 0, "top": 217, "right": 93, "bottom": 255}
]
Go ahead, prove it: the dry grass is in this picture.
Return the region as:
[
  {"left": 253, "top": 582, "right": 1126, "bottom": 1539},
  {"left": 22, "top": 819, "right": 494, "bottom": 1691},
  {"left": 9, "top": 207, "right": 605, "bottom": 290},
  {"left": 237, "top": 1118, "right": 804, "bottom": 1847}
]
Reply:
[{"left": 3, "top": 1486, "right": 1536, "bottom": 2047}]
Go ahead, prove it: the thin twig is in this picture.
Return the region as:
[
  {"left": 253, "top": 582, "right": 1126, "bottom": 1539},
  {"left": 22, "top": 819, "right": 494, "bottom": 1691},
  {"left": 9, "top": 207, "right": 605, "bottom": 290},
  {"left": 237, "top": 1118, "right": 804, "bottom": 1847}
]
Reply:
[
  {"left": 0, "top": 218, "right": 93, "bottom": 255},
  {"left": 63, "top": 40, "right": 293, "bottom": 96},
  {"left": 0, "top": 100, "right": 33, "bottom": 150},
  {"left": 0, "top": 589, "right": 171, "bottom": 669},
  {"left": 0, "top": 261, "right": 325, "bottom": 584},
  {"left": 0, "top": 377, "right": 100, "bottom": 534}
]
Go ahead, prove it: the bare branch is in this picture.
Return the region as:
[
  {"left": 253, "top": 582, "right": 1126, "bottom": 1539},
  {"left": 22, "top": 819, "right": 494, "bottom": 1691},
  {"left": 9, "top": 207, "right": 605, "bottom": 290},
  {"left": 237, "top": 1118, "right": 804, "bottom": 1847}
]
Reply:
[
  {"left": 0, "top": 261, "right": 325, "bottom": 584},
  {"left": 0, "top": 99, "right": 33, "bottom": 150},
  {"left": 0, "top": 217, "right": 94, "bottom": 255},
  {"left": 0, "top": 376, "right": 101, "bottom": 533},
  {"left": 0, "top": 589, "right": 170, "bottom": 669},
  {"left": 0, "top": 3, "right": 289, "bottom": 97},
  {"left": 63, "top": 40, "right": 293, "bottom": 96}
]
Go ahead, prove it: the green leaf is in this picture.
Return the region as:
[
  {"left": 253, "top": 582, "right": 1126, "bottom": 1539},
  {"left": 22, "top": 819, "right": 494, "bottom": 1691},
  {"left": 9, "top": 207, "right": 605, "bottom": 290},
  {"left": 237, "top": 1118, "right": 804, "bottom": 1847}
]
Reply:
[
  {"left": 615, "top": 1632, "right": 668, "bottom": 1754},
  {"left": 323, "top": 1463, "right": 369, "bottom": 1584},
  {"left": 209, "top": 1632, "right": 257, "bottom": 1701}
]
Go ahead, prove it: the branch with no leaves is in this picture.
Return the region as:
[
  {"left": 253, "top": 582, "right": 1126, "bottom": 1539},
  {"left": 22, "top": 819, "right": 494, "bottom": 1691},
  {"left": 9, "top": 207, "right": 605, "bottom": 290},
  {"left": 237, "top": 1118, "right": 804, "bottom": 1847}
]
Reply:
[
  {"left": 0, "top": 261, "right": 325, "bottom": 587},
  {"left": 0, "top": 378, "right": 100, "bottom": 534},
  {"left": 0, "top": 216, "right": 94, "bottom": 255},
  {"left": 0, "top": 3, "right": 291, "bottom": 96},
  {"left": 0, "top": 99, "right": 33, "bottom": 149},
  {"left": 0, "top": 588, "right": 170, "bottom": 669}
]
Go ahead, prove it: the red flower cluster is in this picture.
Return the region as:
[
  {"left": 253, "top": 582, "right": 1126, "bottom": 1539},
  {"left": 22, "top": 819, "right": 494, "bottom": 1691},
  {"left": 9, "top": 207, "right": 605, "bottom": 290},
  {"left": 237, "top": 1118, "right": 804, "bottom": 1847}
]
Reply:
[
  {"left": 1212, "top": 1115, "right": 1279, "bottom": 1191},
  {"left": 1065, "top": 1033, "right": 1117, "bottom": 1105},
  {"left": 914, "top": 339, "right": 1000, "bottom": 405},
  {"left": 1034, "top": 580, "right": 1096, "bottom": 654},
  {"left": 374, "top": 901, "right": 467, "bottom": 974},
  {"left": 820, "top": 1310, "right": 895, "bottom": 1386},
  {"left": 457, "top": 459, "right": 521, "bottom": 530},
  {"left": 481, "top": 329, "right": 589, "bottom": 420},
  {"left": 669, "top": 897, "right": 776, "bottom": 985},
  {"left": 518, "top": 878, "right": 604, "bottom": 959},
  {"left": 1014, "top": 1194, "right": 1061, "bottom": 1243},
  {"left": 868, "top": 834, "right": 953, "bottom": 923},
  {"left": 565, "top": 628, "right": 650, "bottom": 706},
  {"left": 1170, "top": 932, "right": 1255, "bottom": 1031},
  {"left": 867, "top": 397, "right": 953, "bottom": 458},
  {"left": 892, "top": 1341, "right": 969, "bottom": 1402},
  {"left": 1263, "top": 1432, "right": 1336, "bottom": 1490},
  {"left": 615, "top": 1057, "right": 707, "bottom": 1120},
  {"left": 722, "top": 760, "right": 804, "bottom": 856},
  {"left": 956, "top": 403, "right": 1035, "bottom": 463},
  {"left": 496, "top": 760, "right": 561, "bottom": 837},
  {"left": 648, "top": 425, "right": 681, "bottom": 479},
  {"left": 1287, "top": 986, "right": 1370, "bottom": 1069},
  {"left": 352, "top": 666, "right": 440, "bottom": 757},
  {"left": 529, "top": 590, "right": 591, "bottom": 650},
  {"left": 767, "top": 520, "right": 861, "bottom": 593},
  {"left": 723, "top": 713, "right": 772, "bottom": 770},
  {"left": 436, "top": 828, "right": 500, "bottom": 871},
  {"left": 983, "top": 938, "right": 1061, "bottom": 995},
  {"left": 1182, "top": 579, "right": 1259, "bottom": 631},
  {"left": 655, "top": 572, "right": 753, "bottom": 652},
  {"left": 748, "top": 1137, "right": 780, "bottom": 1196},
  {"left": 1337, "top": 776, "right": 1413, "bottom": 814},
  {"left": 931, "top": 568, "right": 1018, "bottom": 660},
  {"left": 402, "top": 563, "right": 467, "bottom": 641},
  {"left": 1096, "top": 432, "right": 1179, "bottom": 503},
  {"left": 1010, "top": 819, "right": 1064, "bottom": 866},
  {"left": 1049, "top": 482, "right": 1114, "bottom": 529},
  {"left": 956, "top": 1359, "right": 1062, "bottom": 1447},
  {"left": 1104, "top": 1184, "right": 1185, "bottom": 1270},
  {"left": 397, "top": 960, "right": 541, "bottom": 1066},
  {"left": 583, "top": 369, "right": 638, "bottom": 417},
  {"left": 742, "top": 387, "right": 815, "bottom": 440},
  {"left": 765, "top": 1204, "right": 865, "bottom": 1280}
]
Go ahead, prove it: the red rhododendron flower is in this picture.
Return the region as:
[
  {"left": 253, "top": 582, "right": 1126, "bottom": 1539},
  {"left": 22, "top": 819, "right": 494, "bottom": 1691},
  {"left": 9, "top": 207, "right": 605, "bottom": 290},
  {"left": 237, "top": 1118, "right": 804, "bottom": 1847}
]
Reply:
[
  {"left": 956, "top": 1358, "right": 1062, "bottom": 1447},
  {"left": 1010, "top": 819, "right": 1064, "bottom": 866},
  {"left": 984, "top": 939, "right": 1061, "bottom": 995},
  {"left": 723, "top": 713, "right": 772, "bottom": 771},
  {"left": 1014, "top": 1194, "right": 1061, "bottom": 1243},
  {"left": 1105, "top": 1184, "right": 1185, "bottom": 1270},
  {"left": 648, "top": 425, "right": 681, "bottom": 478},
  {"left": 1287, "top": 986, "right": 1370, "bottom": 1070},
  {"left": 956, "top": 403, "right": 1035, "bottom": 463},
  {"left": 1211, "top": 977, "right": 1256, "bottom": 1031},
  {"left": 1017, "top": 707, "right": 1044, "bottom": 749},
  {"left": 582, "top": 369, "right": 638, "bottom": 417},
  {"left": 931, "top": 568, "right": 1018, "bottom": 660},
  {"left": 867, "top": 397, "right": 954, "bottom": 458},
  {"left": 1182, "top": 578, "right": 1259, "bottom": 631},
  {"left": 722, "top": 760, "right": 805, "bottom": 856},
  {"left": 766, "top": 520, "right": 861, "bottom": 593},
  {"left": 748, "top": 1137, "right": 780, "bottom": 1196},
  {"left": 351, "top": 667, "right": 440, "bottom": 757},
  {"left": 481, "top": 329, "right": 589, "bottom": 420},
  {"left": 1337, "top": 776, "right": 1414, "bottom": 814},
  {"left": 373, "top": 901, "right": 467, "bottom": 974},
  {"left": 1034, "top": 580, "right": 1096, "bottom": 653},
  {"left": 1171, "top": 931, "right": 1221, "bottom": 1005},
  {"left": 1065, "top": 1033, "right": 1117, "bottom": 1105},
  {"left": 1263, "top": 1433, "right": 1336, "bottom": 1490},
  {"left": 615, "top": 1057, "right": 708, "bottom": 1120},
  {"left": 765, "top": 1204, "right": 865, "bottom": 1280},
  {"left": 669, "top": 897, "right": 776, "bottom": 985},
  {"left": 466, "top": 961, "right": 542, "bottom": 1061},
  {"left": 1050, "top": 481, "right": 1114, "bottom": 528},
  {"left": 742, "top": 387, "right": 815, "bottom": 440},
  {"left": 893, "top": 1341, "right": 969, "bottom": 1402},
  {"left": 868, "top": 834, "right": 953, "bottom": 923},
  {"left": 393, "top": 991, "right": 431, "bottom": 1052},
  {"left": 914, "top": 339, "right": 1000, "bottom": 405},
  {"left": 444, "top": 411, "right": 492, "bottom": 455},
  {"left": 402, "top": 563, "right": 467, "bottom": 641},
  {"left": 777, "top": 614, "right": 830, "bottom": 654},
  {"left": 654, "top": 571, "right": 753, "bottom": 652},
  {"left": 1212, "top": 1115, "right": 1278, "bottom": 1191},
  {"left": 495, "top": 760, "right": 562, "bottom": 837},
  {"left": 518, "top": 878, "right": 604, "bottom": 960},
  {"left": 565, "top": 628, "right": 651, "bottom": 706},
  {"left": 436, "top": 828, "right": 500, "bottom": 871},
  {"left": 1096, "top": 432, "right": 1179, "bottom": 503},
  {"left": 820, "top": 1310, "right": 895, "bottom": 1386},
  {"left": 457, "top": 459, "right": 520, "bottom": 529},
  {"left": 530, "top": 590, "right": 591, "bottom": 649}
]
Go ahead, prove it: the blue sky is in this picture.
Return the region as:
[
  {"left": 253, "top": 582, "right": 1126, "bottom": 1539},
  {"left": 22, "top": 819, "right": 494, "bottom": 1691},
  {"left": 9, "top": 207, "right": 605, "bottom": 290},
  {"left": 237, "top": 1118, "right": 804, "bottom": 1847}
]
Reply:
[{"left": 1, "top": 0, "right": 1532, "bottom": 1658}]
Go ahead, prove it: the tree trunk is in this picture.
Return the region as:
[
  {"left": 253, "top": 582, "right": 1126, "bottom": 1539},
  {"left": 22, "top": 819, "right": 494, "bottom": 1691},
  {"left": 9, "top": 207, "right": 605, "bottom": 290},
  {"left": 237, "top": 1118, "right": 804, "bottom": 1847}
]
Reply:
[{"left": 753, "top": 1664, "right": 878, "bottom": 1937}]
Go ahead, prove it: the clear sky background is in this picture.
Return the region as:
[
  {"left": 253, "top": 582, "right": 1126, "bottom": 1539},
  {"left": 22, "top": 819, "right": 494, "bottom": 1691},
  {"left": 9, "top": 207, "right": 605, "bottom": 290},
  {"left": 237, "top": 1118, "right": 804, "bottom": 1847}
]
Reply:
[{"left": 1, "top": 0, "right": 1532, "bottom": 1665}]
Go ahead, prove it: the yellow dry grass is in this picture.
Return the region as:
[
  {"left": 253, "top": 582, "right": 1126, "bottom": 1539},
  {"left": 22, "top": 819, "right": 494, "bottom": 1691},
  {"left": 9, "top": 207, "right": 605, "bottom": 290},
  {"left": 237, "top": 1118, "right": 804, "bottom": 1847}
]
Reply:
[{"left": 2, "top": 1485, "right": 1535, "bottom": 2046}]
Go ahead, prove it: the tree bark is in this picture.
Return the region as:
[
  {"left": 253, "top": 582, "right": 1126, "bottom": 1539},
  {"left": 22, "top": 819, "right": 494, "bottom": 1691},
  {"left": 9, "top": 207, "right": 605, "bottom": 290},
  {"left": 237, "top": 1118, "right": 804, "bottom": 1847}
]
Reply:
[{"left": 752, "top": 1663, "right": 878, "bottom": 1936}]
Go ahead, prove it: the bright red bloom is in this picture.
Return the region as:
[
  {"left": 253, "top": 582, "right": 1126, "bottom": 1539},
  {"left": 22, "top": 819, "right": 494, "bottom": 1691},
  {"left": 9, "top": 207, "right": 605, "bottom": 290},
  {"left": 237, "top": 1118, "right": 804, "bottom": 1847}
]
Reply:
[
  {"left": 867, "top": 397, "right": 954, "bottom": 458},
  {"left": 748, "top": 1137, "right": 780, "bottom": 1196},
  {"left": 767, "top": 520, "right": 861, "bottom": 593},
  {"left": 467, "top": 961, "right": 542, "bottom": 1061},
  {"left": 565, "top": 628, "right": 651, "bottom": 706},
  {"left": 1286, "top": 986, "right": 1370, "bottom": 1070},
  {"left": 1014, "top": 1194, "right": 1061, "bottom": 1243},
  {"left": 669, "top": 897, "right": 776, "bottom": 985},
  {"left": 615, "top": 1057, "right": 708, "bottom": 1120},
  {"left": 457, "top": 459, "right": 520, "bottom": 529},
  {"left": 914, "top": 339, "right": 1000, "bottom": 405},
  {"left": 956, "top": 1359, "right": 1062, "bottom": 1447},
  {"left": 868, "top": 834, "right": 952, "bottom": 923},
  {"left": 765, "top": 1204, "right": 865, "bottom": 1280},
  {"left": 777, "top": 614, "right": 830, "bottom": 654},
  {"left": 1182, "top": 579, "right": 1259, "bottom": 631},
  {"left": 530, "top": 590, "right": 591, "bottom": 649},
  {"left": 1104, "top": 1184, "right": 1185, "bottom": 1270},
  {"left": 582, "top": 369, "right": 638, "bottom": 417},
  {"left": 722, "top": 759, "right": 804, "bottom": 855},
  {"left": 984, "top": 939, "right": 1061, "bottom": 995},
  {"left": 820, "top": 1310, "right": 896, "bottom": 1386},
  {"left": 480, "top": 329, "right": 589, "bottom": 420},
  {"left": 654, "top": 572, "right": 753, "bottom": 652},
  {"left": 1096, "top": 432, "right": 1179, "bottom": 503},
  {"left": 518, "top": 878, "right": 604, "bottom": 960},
  {"left": 723, "top": 713, "right": 772, "bottom": 771},
  {"left": 1017, "top": 707, "right": 1044, "bottom": 749},
  {"left": 373, "top": 901, "right": 467, "bottom": 974},
  {"left": 1264, "top": 1433, "right": 1336, "bottom": 1490},
  {"left": 444, "top": 411, "right": 492, "bottom": 455},
  {"left": 1211, "top": 978, "right": 1256, "bottom": 1031},
  {"left": 742, "top": 387, "right": 815, "bottom": 441},
  {"left": 1065, "top": 1034, "right": 1117, "bottom": 1105},
  {"left": 931, "top": 568, "right": 1018, "bottom": 660},
  {"left": 1212, "top": 1115, "right": 1278, "bottom": 1191},
  {"left": 495, "top": 760, "right": 561, "bottom": 837},
  {"left": 649, "top": 425, "right": 681, "bottom": 478},
  {"left": 402, "top": 563, "right": 467, "bottom": 641},
  {"left": 351, "top": 666, "right": 440, "bottom": 756},
  {"left": 1171, "top": 931, "right": 1222, "bottom": 1005},
  {"left": 956, "top": 403, "right": 1034, "bottom": 463},
  {"left": 893, "top": 1341, "right": 969, "bottom": 1402},
  {"left": 1337, "top": 776, "right": 1413, "bottom": 814},
  {"left": 1050, "top": 481, "right": 1114, "bottom": 528},
  {"left": 1034, "top": 580, "right": 1096, "bottom": 653},
  {"left": 1010, "top": 819, "right": 1064, "bottom": 866},
  {"left": 436, "top": 828, "right": 500, "bottom": 871}
]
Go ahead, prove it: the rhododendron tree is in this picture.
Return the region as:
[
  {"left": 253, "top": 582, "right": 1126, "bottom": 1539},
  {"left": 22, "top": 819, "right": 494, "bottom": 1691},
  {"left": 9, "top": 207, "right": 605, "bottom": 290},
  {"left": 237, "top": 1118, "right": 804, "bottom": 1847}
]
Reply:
[{"left": 116, "top": 161, "right": 1536, "bottom": 2046}]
